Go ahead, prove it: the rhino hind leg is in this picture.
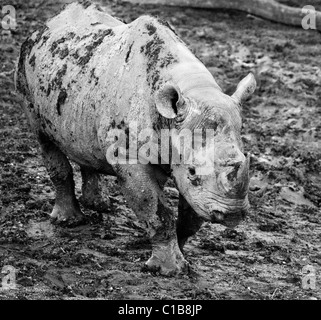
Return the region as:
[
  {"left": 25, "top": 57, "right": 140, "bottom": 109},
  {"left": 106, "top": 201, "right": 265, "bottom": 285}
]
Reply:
[
  {"left": 79, "top": 167, "right": 110, "bottom": 213},
  {"left": 113, "top": 164, "right": 189, "bottom": 276},
  {"left": 38, "top": 132, "right": 85, "bottom": 226},
  {"left": 177, "top": 194, "right": 203, "bottom": 252}
]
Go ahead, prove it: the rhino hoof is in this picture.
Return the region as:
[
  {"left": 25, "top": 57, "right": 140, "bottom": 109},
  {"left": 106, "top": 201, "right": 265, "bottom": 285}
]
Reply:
[
  {"left": 50, "top": 205, "right": 86, "bottom": 227},
  {"left": 143, "top": 255, "right": 190, "bottom": 276}
]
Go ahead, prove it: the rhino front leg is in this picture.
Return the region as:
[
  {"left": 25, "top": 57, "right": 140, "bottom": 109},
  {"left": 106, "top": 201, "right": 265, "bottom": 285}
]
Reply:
[
  {"left": 177, "top": 194, "right": 204, "bottom": 252},
  {"left": 113, "top": 164, "right": 188, "bottom": 276},
  {"left": 38, "top": 133, "right": 85, "bottom": 226},
  {"left": 79, "top": 167, "right": 110, "bottom": 212}
]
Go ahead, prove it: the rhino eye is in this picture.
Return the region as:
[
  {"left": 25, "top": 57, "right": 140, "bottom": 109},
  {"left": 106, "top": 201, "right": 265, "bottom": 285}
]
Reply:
[
  {"left": 188, "top": 167, "right": 201, "bottom": 186},
  {"left": 213, "top": 122, "right": 218, "bottom": 131}
]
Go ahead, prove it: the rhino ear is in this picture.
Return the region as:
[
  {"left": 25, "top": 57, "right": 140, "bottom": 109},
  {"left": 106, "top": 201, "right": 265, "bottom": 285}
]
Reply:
[
  {"left": 232, "top": 73, "right": 256, "bottom": 104},
  {"left": 155, "top": 84, "right": 182, "bottom": 119}
]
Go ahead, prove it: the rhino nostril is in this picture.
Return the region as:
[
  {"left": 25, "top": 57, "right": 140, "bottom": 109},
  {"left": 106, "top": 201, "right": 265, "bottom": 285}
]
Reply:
[
  {"left": 227, "top": 162, "right": 241, "bottom": 181},
  {"left": 188, "top": 167, "right": 196, "bottom": 176}
]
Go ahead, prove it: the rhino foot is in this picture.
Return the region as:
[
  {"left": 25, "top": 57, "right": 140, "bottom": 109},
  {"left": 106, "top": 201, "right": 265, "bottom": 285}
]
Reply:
[
  {"left": 143, "top": 240, "right": 190, "bottom": 276},
  {"left": 50, "top": 204, "right": 86, "bottom": 227}
]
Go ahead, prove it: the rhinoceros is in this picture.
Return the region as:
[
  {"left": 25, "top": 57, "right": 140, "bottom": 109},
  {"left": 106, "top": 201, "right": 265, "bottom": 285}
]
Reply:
[{"left": 16, "top": 0, "right": 256, "bottom": 275}]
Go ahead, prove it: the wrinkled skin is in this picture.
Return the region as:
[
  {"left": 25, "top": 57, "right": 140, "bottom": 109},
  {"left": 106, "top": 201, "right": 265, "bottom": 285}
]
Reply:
[
  {"left": 15, "top": 1, "right": 256, "bottom": 275},
  {"left": 168, "top": 88, "right": 251, "bottom": 229}
]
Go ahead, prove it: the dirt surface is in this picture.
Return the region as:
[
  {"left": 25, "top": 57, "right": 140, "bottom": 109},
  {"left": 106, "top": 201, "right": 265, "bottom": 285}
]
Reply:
[{"left": 0, "top": 0, "right": 320, "bottom": 300}]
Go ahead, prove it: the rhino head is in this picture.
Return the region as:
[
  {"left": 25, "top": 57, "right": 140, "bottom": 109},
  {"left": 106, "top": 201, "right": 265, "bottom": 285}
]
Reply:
[{"left": 155, "top": 73, "right": 256, "bottom": 228}]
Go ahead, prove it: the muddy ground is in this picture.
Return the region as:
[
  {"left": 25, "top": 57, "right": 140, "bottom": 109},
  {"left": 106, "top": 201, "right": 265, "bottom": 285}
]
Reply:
[{"left": 0, "top": 0, "right": 320, "bottom": 300}]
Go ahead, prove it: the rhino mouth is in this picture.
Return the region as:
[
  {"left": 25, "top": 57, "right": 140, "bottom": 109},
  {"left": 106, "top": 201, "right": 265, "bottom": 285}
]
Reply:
[
  {"left": 207, "top": 196, "right": 249, "bottom": 228},
  {"left": 182, "top": 189, "right": 249, "bottom": 228},
  {"left": 210, "top": 209, "right": 247, "bottom": 228}
]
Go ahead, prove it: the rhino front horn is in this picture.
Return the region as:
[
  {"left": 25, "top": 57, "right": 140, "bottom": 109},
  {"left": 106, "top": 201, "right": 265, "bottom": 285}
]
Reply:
[{"left": 232, "top": 73, "right": 256, "bottom": 104}]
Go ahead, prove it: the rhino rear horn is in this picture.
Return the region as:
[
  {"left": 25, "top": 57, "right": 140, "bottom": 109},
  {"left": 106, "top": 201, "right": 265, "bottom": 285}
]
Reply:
[
  {"left": 232, "top": 73, "right": 256, "bottom": 104},
  {"left": 155, "top": 84, "right": 183, "bottom": 119}
]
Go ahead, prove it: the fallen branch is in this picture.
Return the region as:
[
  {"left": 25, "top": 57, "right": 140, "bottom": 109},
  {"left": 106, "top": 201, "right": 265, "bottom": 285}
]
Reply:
[{"left": 123, "top": 0, "right": 321, "bottom": 31}]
